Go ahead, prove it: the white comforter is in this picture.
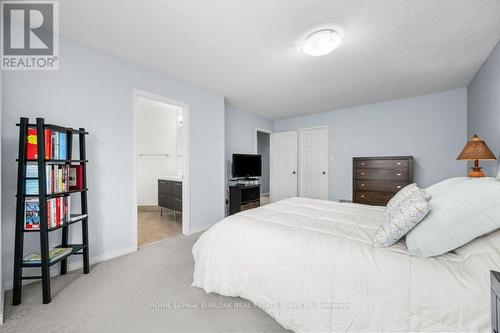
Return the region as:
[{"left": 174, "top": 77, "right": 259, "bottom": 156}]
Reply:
[{"left": 192, "top": 197, "right": 500, "bottom": 332}]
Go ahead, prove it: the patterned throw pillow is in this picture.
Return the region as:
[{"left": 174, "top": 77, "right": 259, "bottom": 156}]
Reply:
[
  {"left": 374, "top": 190, "right": 430, "bottom": 247},
  {"left": 385, "top": 183, "right": 418, "bottom": 213}
]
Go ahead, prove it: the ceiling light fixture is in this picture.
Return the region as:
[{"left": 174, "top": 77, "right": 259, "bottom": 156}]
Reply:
[{"left": 302, "top": 29, "right": 341, "bottom": 56}]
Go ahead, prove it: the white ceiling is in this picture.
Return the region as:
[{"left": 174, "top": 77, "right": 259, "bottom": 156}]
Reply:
[{"left": 59, "top": 0, "right": 500, "bottom": 119}]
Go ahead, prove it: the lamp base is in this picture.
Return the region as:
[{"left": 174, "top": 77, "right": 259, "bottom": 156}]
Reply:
[{"left": 468, "top": 166, "right": 485, "bottom": 178}]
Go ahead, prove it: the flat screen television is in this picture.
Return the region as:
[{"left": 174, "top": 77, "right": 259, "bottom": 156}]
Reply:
[{"left": 232, "top": 154, "right": 262, "bottom": 178}]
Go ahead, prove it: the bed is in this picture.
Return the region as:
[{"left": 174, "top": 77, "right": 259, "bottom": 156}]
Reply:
[{"left": 192, "top": 197, "right": 500, "bottom": 332}]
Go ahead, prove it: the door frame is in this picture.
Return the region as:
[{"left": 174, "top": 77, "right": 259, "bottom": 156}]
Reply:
[
  {"left": 254, "top": 128, "right": 273, "bottom": 195},
  {"left": 254, "top": 127, "right": 273, "bottom": 154},
  {"left": 132, "top": 89, "right": 191, "bottom": 249},
  {"left": 297, "top": 126, "right": 329, "bottom": 199}
]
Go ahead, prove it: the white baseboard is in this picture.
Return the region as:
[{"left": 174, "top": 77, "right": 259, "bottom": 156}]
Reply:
[
  {"left": 3, "top": 245, "right": 137, "bottom": 291},
  {"left": 261, "top": 192, "right": 270, "bottom": 196},
  {"left": 67, "top": 245, "right": 137, "bottom": 272},
  {"left": 187, "top": 223, "right": 214, "bottom": 235},
  {"left": 0, "top": 292, "right": 3, "bottom": 325}
]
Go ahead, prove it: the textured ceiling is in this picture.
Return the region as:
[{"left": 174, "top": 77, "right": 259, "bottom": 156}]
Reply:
[{"left": 59, "top": 0, "right": 500, "bottom": 119}]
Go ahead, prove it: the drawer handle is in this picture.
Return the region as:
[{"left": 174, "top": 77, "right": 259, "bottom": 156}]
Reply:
[
  {"left": 397, "top": 162, "right": 402, "bottom": 165},
  {"left": 361, "top": 195, "right": 366, "bottom": 198},
  {"left": 361, "top": 162, "right": 365, "bottom": 165},
  {"left": 361, "top": 172, "right": 365, "bottom": 175},
  {"left": 361, "top": 184, "right": 365, "bottom": 187},
  {"left": 397, "top": 173, "right": 402, "bottom": 176},
  {"left": 396, "top": 186, "right": 401, "bottom": 189}
]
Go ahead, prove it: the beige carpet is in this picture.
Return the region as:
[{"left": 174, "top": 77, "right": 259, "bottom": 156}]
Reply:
[{"left": 2, "top": 233, "right": 289, "bottom": 333}]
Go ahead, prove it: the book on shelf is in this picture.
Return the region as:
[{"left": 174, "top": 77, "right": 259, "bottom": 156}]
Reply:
[
  {"left": 24, "top": 164, "right": 70, "bottom": 195},
  {"left": 69, "top": 165, "right": 83, "bottom": 190},
  {"left": 25, "top": 179, "right": 39, "bottom": 195},
  {"left": 24, "top": 198, "right": 40, "bottom": 230},
  {"left": 22, "top": 247, "right": 73, "bottom": 264},
  {"left": 26, "top": 163, "right": 38, "bottom": 177},
  {"left": 25, "top": 127, "right": 67, "bottom": 160},
  {"left": 24, "top": 196, "right": 70, "bottom": 230},
  {"left": 44, "top": 128, "right": 52, "bottom": 159},
  {"left": 58, "top": 132, "right": 67, "bottom": 159},
  {"left": 26, "top": 127, "right": 38, "bottom": 159}
]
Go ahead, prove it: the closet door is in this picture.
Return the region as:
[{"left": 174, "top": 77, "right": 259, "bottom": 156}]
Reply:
[
  {"left": 270, "top": 131, "right": 298, "bottom": 202},
  {"left": 298, "top": 127, "right": 328, "bottom": 199}
]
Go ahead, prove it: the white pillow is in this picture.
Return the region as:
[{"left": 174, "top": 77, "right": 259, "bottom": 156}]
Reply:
[
  {"left": 425, "top": 177, "right": 468, "bottom": 197},
  {"left": 373, "top": 189, "right": 430, "bottom": 247},
  {"left": 406, "top": 177, "right": 500, "bottom": 257}
]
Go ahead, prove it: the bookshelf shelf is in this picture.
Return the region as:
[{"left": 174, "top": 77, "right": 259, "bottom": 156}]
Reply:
[
  {"left": 18, "top": 159, "right": 88, "bottom": 163},
  {"left": 16, "top": 123, "right": 89, "bottom": 135},
  {"left": 21, "top": 244, "right": 87, "bottom": 267},
  {"left": 24, "top": 214, "right": 88, "bottom": 233},
  {"left": 13, "top": 117, "right": 90, "bottom": 305},
  {"left": 22, "top": 188, "right": 88, "bottom": 199}
]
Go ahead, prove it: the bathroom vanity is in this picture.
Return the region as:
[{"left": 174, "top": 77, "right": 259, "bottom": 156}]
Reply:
[{"left": 158, "top": 176, "right": 182, "bottom": 217}]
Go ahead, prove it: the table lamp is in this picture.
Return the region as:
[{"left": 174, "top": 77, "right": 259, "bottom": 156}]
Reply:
[{"left": 457, "top": 134, "right": 496, "bottom": 177}]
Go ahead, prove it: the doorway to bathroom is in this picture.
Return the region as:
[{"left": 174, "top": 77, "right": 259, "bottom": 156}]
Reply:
[{"left": 133, "top": 91, "right": 189, "bottom": 247}]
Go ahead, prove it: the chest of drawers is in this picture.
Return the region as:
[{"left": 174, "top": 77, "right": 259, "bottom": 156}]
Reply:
[{"left": 352, "top": 156, "right": 413, "bottom": 206}]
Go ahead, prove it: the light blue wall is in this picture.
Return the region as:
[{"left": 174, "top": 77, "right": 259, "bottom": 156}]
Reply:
[
  {"left": 225, "top": 106, "right": 273, "bottom": 176},
  {"left": 2, "top": 37, "right": 225, "bottom": 289},
  {"left": 467, "top": 41, "right": 500, "bottom": 177},
  {"left": 275, "top": 89, "right": 468, "bottom": 201}
]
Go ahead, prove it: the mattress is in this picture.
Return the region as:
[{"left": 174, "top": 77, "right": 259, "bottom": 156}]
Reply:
[{"left": 192, "top": 197, "right": 500, "bottom": 332}]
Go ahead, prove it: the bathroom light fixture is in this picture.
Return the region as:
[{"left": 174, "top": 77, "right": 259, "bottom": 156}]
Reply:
[{"left": 302, "top": 29, "right": 341, "bottom": 56}]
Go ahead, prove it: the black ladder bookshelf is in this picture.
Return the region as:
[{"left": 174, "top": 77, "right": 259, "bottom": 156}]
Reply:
[{"left": 12, "top": 117, "right": 90, "bottom": 305}]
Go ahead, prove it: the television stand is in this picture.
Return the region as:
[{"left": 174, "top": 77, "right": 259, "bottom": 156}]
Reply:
[
  {"left": 230, "top": 177, "right": 259, "bottom": 181},
  {"left": 229, "top": 184, "right": 261, "bottom": 215}
]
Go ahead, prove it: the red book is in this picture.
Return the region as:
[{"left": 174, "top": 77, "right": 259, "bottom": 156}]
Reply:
[
  {"left": 56, "top": 198, "right": 61, "bottom": 227},
  {"left": 60, "top": 197, "right": 64, "bottom": 225},
  {"left": 46, "top": 199, "right": 52, "bottom": 228},
  {"left": 44, "top": 128, "right": 52, "bottom": 159},
  {"left": 26, "top": 127, "right": 38, "bottom": 159},
  {"left": 69, "top": 165, "right": 83, "bottom": 190}
]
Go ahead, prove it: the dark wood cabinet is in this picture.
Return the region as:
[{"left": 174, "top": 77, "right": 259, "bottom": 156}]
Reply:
[
  {"left": 158, "top": 179, "right": 182, "bottom": 214},
  {"left": 229, "top": 185, "right": 260, "bottom": 215},
  {"left": 353, "top": 156, "right": 413, "bottom": 206},
  {"left": 492, "top": 271, "right": 500, "bottom": 333}
]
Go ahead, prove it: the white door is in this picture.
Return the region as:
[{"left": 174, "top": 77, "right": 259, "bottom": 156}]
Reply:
[
  {"left": 298, "top": 127, "right": 328, "bottom": 199},
  {"left": 270, "top": 131, "right": 298, "bottom": 202}
]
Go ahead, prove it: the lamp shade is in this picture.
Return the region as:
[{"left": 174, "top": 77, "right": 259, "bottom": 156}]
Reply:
[{"left": 457, "top": 134, "right": 496, "bottom": 161}]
